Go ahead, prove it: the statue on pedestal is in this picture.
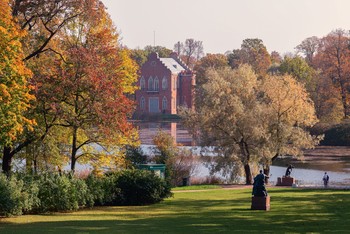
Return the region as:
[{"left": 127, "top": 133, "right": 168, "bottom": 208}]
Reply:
[
  {"left": 252, "top": 170, "right": 268, "bottom": 197},
  {"left": 285, "top": 164, "right": 294, "bottom": 177}
]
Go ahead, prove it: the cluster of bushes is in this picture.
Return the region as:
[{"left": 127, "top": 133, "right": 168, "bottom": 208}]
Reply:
[
  {"left": 0, "top": 169, "right": 172, "bottom": 217},
  {"left": 321, "top": 122, "right": 350, "bottom": 146}
]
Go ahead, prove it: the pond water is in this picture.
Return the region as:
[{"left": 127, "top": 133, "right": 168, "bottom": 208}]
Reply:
[{"left": 137, "top": 121, "right": 350, "bottom": 185}]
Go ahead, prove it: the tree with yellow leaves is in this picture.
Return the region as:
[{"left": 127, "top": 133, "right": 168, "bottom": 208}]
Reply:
[
  {"left": 0, "top": 0, "right": 35, "bottom": 174},
  {"left": 259, "top": 74, "right": 320, "bottom": 180},
  {"left": 180, "top": 65, "right": 319, "bottom": 184}
]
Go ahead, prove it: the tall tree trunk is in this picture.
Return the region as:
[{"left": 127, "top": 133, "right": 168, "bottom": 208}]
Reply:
[
  {"left": 244, "top": 164, "right": 252, "bottom": 185},
  {"left": 2, "top": 146, "right": 12, "bottom": 176},
  {"left": 240, "top": 140, "right": 252, "bottom": 185},
  {"left": 70, "top": 127, "right": 78, "bottom": 173},
  {"left": 33, "top": 158, "right": 38, "bottom": 175}
]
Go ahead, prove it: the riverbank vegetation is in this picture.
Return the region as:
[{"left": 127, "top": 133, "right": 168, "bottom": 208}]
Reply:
[{"left": 0, "top": 170, "right": 171, "bottom": 217}]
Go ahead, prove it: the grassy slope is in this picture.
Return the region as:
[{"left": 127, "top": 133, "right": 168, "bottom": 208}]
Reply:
[{"left": 0, "top": 188, "right": 349, "bottom": 233}]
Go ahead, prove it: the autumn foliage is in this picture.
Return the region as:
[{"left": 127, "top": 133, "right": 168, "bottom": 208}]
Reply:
[
  {"left": 0, "top": 0, "right": 35, "bottom": 146},
  {"left": 1, "top": 0, "right": 138, "bottom": 174}
]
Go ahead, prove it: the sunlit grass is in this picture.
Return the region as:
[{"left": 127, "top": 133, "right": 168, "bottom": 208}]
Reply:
[
  {"left": 1, "top": 187, "right": 350, "bottom": 233},
  {"left": 172, "top": 184, "right": 221, "bottom": 191}
]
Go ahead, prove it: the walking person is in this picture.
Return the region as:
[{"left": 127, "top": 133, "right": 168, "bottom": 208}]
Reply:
[{"left": 323, "top": 172, "right": 329, "bottom": 187}]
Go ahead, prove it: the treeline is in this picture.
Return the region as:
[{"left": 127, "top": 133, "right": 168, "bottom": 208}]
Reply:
[
  {"left": 128, "top": 31, "right": 350, "bottom": 184},
  {"left": 132, "top": 31, "right": 350, "bottom": 128}
]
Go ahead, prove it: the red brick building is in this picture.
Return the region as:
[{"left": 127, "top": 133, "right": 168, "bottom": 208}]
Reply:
[{"left": 134, "top": 52, "right": 195, "bottom": 117}]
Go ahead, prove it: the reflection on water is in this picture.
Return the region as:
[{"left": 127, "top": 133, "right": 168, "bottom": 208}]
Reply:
[
  {"left": 137, "top": 122, "right": 350, "bottom": 184},
  {"left": 135, "top": 121, "right": 193, "bottom": 145}
]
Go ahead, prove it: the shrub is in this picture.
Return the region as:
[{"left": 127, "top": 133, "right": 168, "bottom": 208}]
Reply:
[
  {"left": 0, "top": 174, "right": 24, "bottom": 216},
  {"left": 100, "top": 172, "right": 123, "bottom": 206},
  {"left": 19, "top": 175, "right": 40, "bottom": 214},
  {"left": 70, "top": 176, "right": 90, "bottom": 208},
  {"left": 0, "top": 169, "right": 172, "bottom": 216},
  {"left": 114, "top": 170, "right": 172, "bottom": 205},
  {"left": 322, "top": 123, "right": 350, "bottom": 146},
  {"left": 36, "top": 173, "right": 88, "bottom": 212},
  {"left": 85, "top": 174, "right": 119, "bottom": 206}
]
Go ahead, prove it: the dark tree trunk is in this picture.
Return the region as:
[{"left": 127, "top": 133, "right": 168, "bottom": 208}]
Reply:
[
  {"left": 33, "top": 158, "right": 37, "bottom": 175},
  {"left": 2, "top": 146, "right": 12, "bottom": 176},
  {"left": 244, "top": 163, "right": 252, "bottom": 185},
  {"left": 70, "top": 127, "right": 78, "bottom": 173}
]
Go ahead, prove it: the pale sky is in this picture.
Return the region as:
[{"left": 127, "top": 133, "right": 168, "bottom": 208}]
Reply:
[{"left": 101, "top": 0, "right": 350, "bottom": 55}]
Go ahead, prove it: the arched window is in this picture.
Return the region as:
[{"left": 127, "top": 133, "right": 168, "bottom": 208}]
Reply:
[
  {"left": 140, "top": 76, "right": 145, "bottom": 90},
  {"left": 140, "top": 96, "right": 145, "bottom": 110},
  {"left": 162, "top": 96, "right": 167, "bottom": 110},
  {"left": 148, "top": 76, "right": 154, "bottom": 91},
  {"left": 154, "top": 77, "right": 159, "bottom": 91},
  {"left": 162, "top": 77, "right": 168, "bottom": 90}
]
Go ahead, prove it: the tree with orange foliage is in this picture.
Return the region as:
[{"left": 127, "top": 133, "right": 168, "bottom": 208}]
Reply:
[
  {"left": 313, "top": 29, "right": 350, "bottom": 119},
  {"left": 0, "top": 0, "right": 35, "bottom": 174},
  {"left": 227, "top": 38, "right": 271, "bottom": 77},
  {"left": 49, "top": 2, "right": 138, "bottom": 172}
]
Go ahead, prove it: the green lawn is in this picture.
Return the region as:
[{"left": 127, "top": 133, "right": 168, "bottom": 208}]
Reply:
[{"left": 1, "top": 187, "right": 349, "bottom": 233}]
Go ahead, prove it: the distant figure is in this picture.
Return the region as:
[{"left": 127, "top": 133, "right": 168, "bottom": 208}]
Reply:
[
  {"left": 252, "top": 170, "right": 268, "bottom": 197},
  {"left": 323, "top": 172, "right": 329, "bottom": 187},
  {"left": 285, "top": 164, "right": 294, "bottom": 177}
]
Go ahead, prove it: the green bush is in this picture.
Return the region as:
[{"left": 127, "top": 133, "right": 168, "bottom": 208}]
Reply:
[
  {"left": 36, "top": 173, "right": 88, "bottom": 212},
  {"left": 0, "top": 169, "right": 172, "bottom": 216},
  {"left": 70, "top": 176, "right": 90, "bottom": 208},
  {"left": 98, "top": 172, "right": 123, "bottom": 206},
  {"left": 0, "top": 174, "right": 26, "bottom": 216},
  {"left": 114, "top": 170, "right": 172, "bottom": 205},
  {"left": 85, "top": 175, "right": 102, "bottom": 206},
  {"left": 86, "top": 170, "right": 172, "bottom": 206},
  {"left": 19, "top": 175, "right": 40, "bottom": 214}
]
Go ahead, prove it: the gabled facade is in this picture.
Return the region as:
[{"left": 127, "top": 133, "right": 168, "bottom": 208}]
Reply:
[{"left": 135, "top": 52, "right": 195, "bottom": 117}]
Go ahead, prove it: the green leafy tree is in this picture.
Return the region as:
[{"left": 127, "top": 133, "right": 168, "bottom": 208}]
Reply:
[{"left": 279, "top": 56, "right": 316, "bottom": 93}]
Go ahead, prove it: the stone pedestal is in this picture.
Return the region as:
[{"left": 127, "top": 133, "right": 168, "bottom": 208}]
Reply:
[
  {"left": 251, "top": 196, "right": 270, "bottom": 211},
  {"left": 276, "top": 176, "right": 295, "bottom": 186}
]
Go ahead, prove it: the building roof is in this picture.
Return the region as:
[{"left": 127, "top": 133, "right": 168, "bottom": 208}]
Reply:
[{"left": 159, "top": 58, "right": 186, "bottom": 74}]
